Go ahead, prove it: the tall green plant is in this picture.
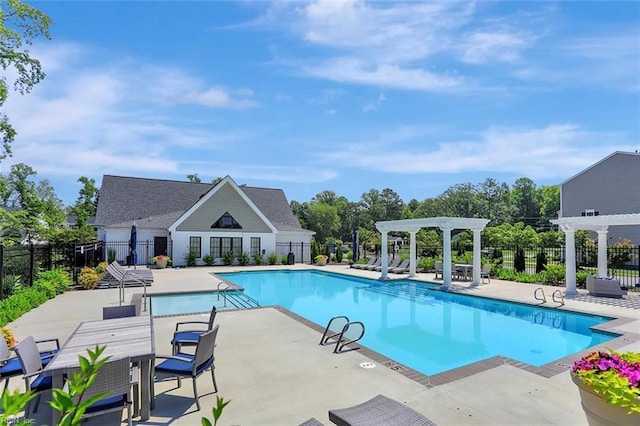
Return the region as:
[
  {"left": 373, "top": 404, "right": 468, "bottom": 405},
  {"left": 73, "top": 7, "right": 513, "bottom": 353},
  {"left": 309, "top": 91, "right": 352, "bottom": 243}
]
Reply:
[
  {"left": 535, "top": 251, "right": 547, "bottom": 273},
  {"left": 514, "top": 246, "right": 526, "bottom": 273}
]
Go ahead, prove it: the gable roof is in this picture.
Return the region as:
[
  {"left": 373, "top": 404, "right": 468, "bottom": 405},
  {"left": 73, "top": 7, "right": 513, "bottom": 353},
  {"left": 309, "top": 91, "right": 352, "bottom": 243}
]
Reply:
[
  {"left": 560, "top": 151, "right": 640, "bottom": 186},
  {"left": 94, "top": 175, "right": 307, "bottom": 233}
]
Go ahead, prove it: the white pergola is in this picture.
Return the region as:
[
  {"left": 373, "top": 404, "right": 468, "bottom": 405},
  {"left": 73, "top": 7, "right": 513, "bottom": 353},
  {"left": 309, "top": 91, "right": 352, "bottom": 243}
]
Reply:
[
  {"left": 551, "top": 213, "right": 640, "bottom": 295},
  {"left": 376, "top": 217, "right": 490, "bottom": 289}
]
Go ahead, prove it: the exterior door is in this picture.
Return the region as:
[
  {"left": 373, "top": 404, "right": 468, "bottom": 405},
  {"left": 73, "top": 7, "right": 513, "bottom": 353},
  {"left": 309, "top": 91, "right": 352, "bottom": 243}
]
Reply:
[{"left": 154, "top": 237, "right": 168, "bottom": 257}]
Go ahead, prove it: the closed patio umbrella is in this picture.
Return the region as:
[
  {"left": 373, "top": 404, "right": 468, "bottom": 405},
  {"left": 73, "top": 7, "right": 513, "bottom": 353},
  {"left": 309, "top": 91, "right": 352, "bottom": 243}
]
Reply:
[{"left": 129, "top": 223, "right": 138, "bottom": 267}]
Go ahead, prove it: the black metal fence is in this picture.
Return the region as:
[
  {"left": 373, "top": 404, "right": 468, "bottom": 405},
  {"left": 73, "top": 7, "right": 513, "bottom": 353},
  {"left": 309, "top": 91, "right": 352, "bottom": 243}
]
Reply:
[
  {"left": 275, "top": 242, "right": 312, "bottom": 264},
  {"left": 0, "top": 241, "right": 104, "bottom": 299},
  {"left": 102, "top": 240, "right": 172, "bottom": 266}
]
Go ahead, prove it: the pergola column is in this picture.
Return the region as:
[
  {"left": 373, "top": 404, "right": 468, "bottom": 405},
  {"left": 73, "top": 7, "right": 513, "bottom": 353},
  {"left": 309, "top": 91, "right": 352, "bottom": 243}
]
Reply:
[
  {"left": 409, "top": 231, "right": 417, "bottom": 277},
  {"left": 596, "top": 229, "right": 608, "bottom": 277},
  {"left": 562, "top": 226, "right": 577, "bottom": 296},
  {"left": 380, "top": 231, "right": 389, "bottom": 280},
  {"left": 441, "top": 227, "right": 453, "bottom": 290},
  {"left": 472, "top": 228, "right": 482, "bottom": 285}
]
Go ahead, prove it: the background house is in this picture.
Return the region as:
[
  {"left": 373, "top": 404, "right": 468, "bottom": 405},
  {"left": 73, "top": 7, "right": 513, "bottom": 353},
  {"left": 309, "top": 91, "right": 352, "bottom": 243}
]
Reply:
[
  {"left": 559, "top": 151, "right": 640, "bottom": 246},
  {"left": 95, "top": 175, "right": 314, "bottom": 266}
]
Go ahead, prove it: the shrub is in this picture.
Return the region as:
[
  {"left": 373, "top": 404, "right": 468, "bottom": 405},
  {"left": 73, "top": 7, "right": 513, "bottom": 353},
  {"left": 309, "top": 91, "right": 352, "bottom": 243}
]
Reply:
[
  {"left": 254, "top": 253, "right": 263, "bottom": 265},
  {"left": 281, "top": 254, "right": 288, "bottom": 265},
  {"left": 268, "top": 253, "right": 278, "bottom": 265},
  {"left": 223, "top": 251, "right": 235, "bottom": 266},
  {"left": 107, "top": 248, "right": 117, "bottom": 264},
  {"left": 335, "top": 248, "right": 343, "bottom": 263},
  {"left": 78, "top": 267, "right": 101, "bottom": 290},
  {"left": 239, "top": 252, "right": 250, "bottom": 266},
  {"left": 185, "top": 251, "right": 197, "bottom": 267},
  {"left": 95, "top": 261, "right": 109, "bottom": 275},
  {"left": 2, "top": 326, "right": 16, "bottom": 347},
  {"left": 576, "top": 270, "right": 590, "bottom": 288},
  {"left": 418, "top": 257, "right": 435, "bottom": 272},
  {"left": 203, "top": 254, "right": 215, "bottom": 266},
  {"left": 36, "top": 269, "right": 71, "bottom": 294},
  {"left": 345, "top": 251, "right": 353, "bottom": 262},
  {"left": 543, "top": 263, "right": 565, "bottom": 284}
]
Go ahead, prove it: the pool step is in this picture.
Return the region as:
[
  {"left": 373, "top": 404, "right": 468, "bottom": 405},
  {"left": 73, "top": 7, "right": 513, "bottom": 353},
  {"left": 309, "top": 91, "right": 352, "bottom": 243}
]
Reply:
[{"left": 219, "top": 291, "right": 260, "bottom": 310}]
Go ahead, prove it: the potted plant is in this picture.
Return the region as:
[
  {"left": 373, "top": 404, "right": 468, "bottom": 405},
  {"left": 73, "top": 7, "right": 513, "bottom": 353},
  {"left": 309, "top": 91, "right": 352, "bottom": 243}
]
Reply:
[
  {"left": 153, "top": 255, "right": 171, "bottom": 269},
  {"left": 571, "top": 348, "right": 640, "bottom": 425},
  {"left": 315, "top": 254, "right": 328, "bottom": 266}
]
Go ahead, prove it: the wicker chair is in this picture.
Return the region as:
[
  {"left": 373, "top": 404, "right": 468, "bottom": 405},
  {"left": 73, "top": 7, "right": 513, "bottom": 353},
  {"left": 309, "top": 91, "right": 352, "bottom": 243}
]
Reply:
[
  {"left": 171, "top": 306, "right": 217, "bottom": 354},
  {"left": 13, "top": 336, "right": 54, "bottom": 416},
  {"left": 1, "top": 334, "right": 58, "bottom": 392},
  {"left": 68, "top": 356, "right": 134, "bottom": 426},
  {"left": 328, "top": 394, "right": 437, "bottom": 426},
  {"left": 155, "top": 325, "right": 219, "bottom": 411},
  {"left": 103, "top": 304, "right": 137, "bottom": 319}
]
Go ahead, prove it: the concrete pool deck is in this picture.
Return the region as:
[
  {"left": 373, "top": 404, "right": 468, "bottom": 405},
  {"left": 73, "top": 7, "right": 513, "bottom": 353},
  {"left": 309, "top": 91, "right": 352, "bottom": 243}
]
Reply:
[{"left": 6, "top": 264, "right": 640, "bottom": 425}]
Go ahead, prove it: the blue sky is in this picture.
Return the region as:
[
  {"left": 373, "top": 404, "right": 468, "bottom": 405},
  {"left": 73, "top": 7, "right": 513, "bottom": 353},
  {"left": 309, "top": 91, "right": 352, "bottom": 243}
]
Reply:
[{"left": 2, "top": 0, "right": 639, "bottom": 207}]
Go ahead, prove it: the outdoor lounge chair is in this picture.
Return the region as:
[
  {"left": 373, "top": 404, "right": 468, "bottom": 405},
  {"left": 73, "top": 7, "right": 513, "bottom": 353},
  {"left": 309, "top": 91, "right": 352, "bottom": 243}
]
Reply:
[
  {"left": 374, "top": 257, "right": 400, "bottom": 272},
  {"left": 352, "top": 257, "right": 377, "bottom": 270},
  {"left": 328, "top": 394, "right": 436, "bottom": 426},
  {"left": 171, "top": 306, "right": 217, "bottom": 354},
  {"left": 13, "top": 336, "right": 55, "bottom": 416},
  {"left": 1, "top": 334, "right": 59, "bottom": 392},
  {"left": 390, "top": 259, "right": 411, "bottom": 274},
  {"left": 105, "top": 261, "right": 154, "bottom": 287},
  {"left": 154, "top": 325, "right": 219, "bottom": 411},
  {"left": 364, "top": 258, "right": 382, "bottom": 271}
]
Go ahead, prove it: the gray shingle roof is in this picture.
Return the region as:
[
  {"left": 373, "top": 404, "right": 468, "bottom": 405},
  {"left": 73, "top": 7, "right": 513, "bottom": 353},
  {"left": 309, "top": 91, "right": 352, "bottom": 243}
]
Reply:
[{"left": 95, "top": 175, "right": 307, "bottom": 232}]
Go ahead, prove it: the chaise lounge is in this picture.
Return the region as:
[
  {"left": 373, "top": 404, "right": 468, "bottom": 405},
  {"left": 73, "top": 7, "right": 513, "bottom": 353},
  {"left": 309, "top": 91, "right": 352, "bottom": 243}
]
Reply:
[
  {"left": 586, "top": 276, "right": 627, "bottom": 298},
  {"left": 328, "top": 394, "right": 436, "bottom": 426}
]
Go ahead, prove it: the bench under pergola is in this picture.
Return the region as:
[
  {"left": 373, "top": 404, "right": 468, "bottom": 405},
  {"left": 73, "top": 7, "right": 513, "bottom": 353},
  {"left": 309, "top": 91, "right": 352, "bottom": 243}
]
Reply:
[
  {"left": 551, "top": 213, "right": 640, "bottom": 295},
  {"left": 375, "top": 217, "right": 490, "bottom": 288}
]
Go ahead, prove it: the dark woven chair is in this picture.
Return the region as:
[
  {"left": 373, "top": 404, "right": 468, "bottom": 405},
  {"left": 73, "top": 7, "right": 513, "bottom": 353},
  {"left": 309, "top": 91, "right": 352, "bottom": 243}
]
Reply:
[
  {"left": 328, "top": 394, "right": 436, "bottom": 426},
  {"left": 171, "top": 306, "right": 217, "bottom": 354},
  {"left": 103, "top": 304, "right": 137, "bottom": 319}
]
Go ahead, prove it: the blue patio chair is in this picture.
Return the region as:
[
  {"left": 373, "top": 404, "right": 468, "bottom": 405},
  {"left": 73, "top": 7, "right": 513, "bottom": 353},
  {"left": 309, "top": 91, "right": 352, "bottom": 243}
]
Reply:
[
  {"left": 13, "top": 336, "right": 54, "bottom": 416},
  {"left": 155, "top": 325, "right": 219, "bottom": 411},
  {"left": 171, "top": 306, "right": 217, "bottom": 354},
  {"left": 1, "top": 335, "right": 59, "bottom": 392}
]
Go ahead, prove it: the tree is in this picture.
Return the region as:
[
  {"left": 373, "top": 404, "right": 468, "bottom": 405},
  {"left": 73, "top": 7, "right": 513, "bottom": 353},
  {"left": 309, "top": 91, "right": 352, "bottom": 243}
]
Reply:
[
  {"left": 539, "top": 185, "right": 560, "bottom": 219},
  {"left": 510, "top": 177, "right": 541, "bottom": 226},
  {"left": 478, "top": 178, "right": 513, "bottom": 225},
  {"left": 0, "top": 0, "right": 52, "bottom": 160},
  {"left": 306, "top": 203, "right": 339, "bottom": 243},
  {"left": 67, "top": 177, "right": 98, "bottom": 228},
  {"left": 187, "top": 173, "right": 201, "bottom": 183}
]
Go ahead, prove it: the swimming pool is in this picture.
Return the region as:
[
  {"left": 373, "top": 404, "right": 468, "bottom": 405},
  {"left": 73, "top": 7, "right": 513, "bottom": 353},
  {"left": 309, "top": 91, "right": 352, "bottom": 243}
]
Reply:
[{"left": 151, "top": 270, "right": 617, "bottom": 376}]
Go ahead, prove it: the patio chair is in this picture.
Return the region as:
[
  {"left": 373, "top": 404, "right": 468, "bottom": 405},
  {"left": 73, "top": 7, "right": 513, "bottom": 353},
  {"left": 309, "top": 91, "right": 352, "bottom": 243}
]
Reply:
[
  {"left": 481, "top": 264, "right": 491, "bottom": 284},
  {"left": 13, "top": 336, "right": 54, "bottom": 416},
  {"left": 67, "top": 356, "right": 134, "bottom": 426},
  {"left": 328, "top": 394, "right": 437, "bottom": 426},
  {"left": 154, "top": 325, "right": 219, "bottom": 411},
  {"left": 364, "top": 257, "right": 382, "bottom": 271},
  {"left": 434, "top": 261, "right": 443, "bottom": 279},
  {"left": 171, "top": 306, "right": 217, "bottom": 355},
  {"left": 1, "top": 334, "right": 59, "bottom": 392},
  {"left": 103, "top": 304, "right": 137, "bottom": 319}
]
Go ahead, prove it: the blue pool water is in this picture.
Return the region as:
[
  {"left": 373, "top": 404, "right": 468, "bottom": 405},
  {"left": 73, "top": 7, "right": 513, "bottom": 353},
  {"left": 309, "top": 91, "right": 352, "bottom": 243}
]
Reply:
[{"left": 151, "top": 270, "right": 616, "bottom": 376}]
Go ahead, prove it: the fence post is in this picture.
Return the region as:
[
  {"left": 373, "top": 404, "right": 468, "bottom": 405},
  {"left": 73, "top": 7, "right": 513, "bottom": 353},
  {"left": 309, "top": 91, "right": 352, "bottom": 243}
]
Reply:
[
  {"left": 29, "top": 242, "right": 35, "bottom": 287},
  {"left": 0, "top": 245, "right": 3, "bottom": 298}
]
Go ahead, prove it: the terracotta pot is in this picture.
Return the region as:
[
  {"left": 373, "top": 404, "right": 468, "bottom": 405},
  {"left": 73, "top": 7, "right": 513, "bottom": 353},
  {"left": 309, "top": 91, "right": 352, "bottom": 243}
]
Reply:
[
  {"left": 315, "top": 257, "right": 327, "bottom": 266},
  {"left": 155, "top": 259, "right": 168, "bottom": 269},
  {"left": 571, "top": 373, "right": 639, "bottom": 426}
]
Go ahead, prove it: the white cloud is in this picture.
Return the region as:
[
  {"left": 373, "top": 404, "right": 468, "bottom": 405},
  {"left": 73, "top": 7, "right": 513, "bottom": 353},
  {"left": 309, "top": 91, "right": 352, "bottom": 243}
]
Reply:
[{"left": 317, "top": 123, "right": 635, "bottom": 180}]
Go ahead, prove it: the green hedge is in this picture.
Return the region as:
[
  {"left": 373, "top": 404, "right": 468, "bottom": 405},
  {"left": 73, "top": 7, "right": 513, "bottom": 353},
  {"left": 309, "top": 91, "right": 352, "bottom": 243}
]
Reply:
[{"left": 0, "top": 269, "right": 71, "bottom": 327}]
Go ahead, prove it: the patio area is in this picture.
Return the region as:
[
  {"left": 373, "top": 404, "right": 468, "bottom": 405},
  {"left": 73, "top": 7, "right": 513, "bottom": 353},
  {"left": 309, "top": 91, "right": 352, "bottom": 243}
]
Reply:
[{"left": 6, "top": 264, "right": 640, "bottom": 425}]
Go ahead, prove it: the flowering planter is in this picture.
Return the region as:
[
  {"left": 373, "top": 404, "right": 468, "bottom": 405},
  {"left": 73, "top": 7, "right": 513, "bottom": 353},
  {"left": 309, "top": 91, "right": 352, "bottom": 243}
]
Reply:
[
  {"left": 155, "top": 259, "right": 168, "bottom": 269},
  {"left": 572, "top": 373, "right": 640, "bottom": 426}
]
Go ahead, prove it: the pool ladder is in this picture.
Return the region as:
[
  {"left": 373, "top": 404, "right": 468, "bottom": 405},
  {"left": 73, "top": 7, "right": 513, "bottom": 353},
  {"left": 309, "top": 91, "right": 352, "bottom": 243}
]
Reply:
[
  {"left": 534, "top": 287, "right": 564, "bottom": 306},
  {"left": 320, "top": 316, "right": 366, "bottom": 354}
]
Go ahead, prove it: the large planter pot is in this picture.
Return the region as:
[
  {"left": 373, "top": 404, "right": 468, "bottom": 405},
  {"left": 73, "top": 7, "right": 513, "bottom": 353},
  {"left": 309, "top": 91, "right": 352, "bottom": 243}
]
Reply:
[
  {"left": 155, "top": 259, "right": 168, "bottom": 269},
  {"left": 571, "top": 373, "right": 639, "bottom": 425}
]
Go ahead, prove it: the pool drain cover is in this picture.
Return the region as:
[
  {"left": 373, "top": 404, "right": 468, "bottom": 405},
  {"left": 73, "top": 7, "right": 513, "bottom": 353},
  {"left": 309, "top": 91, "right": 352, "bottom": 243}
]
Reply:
[{"left": 359, "top": 362, "right": 376, "bottom": 369}]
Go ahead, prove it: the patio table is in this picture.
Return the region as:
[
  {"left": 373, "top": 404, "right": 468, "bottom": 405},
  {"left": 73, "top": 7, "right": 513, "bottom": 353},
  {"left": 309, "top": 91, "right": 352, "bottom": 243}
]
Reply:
[
  {"left": 455, "top": 264, "right": 473, "bottom": 281},
  {"left": 42, "top": 315, "right": 155, "bottom": 423}
]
